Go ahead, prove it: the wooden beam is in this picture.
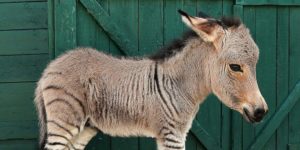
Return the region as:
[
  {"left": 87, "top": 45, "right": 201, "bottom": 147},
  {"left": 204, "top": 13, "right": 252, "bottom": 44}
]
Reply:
[
  {"left": 54, "top": 0, "right": 77, "bottom": 56},
  {"left": 191, "top": 120, "right": 221, "bottom": 150},
  {"left": 79, "top": 0, "right": 137, "bottom": 56},
  {"left": 249, "top": 81, "right": 300, "bottom": 150}
]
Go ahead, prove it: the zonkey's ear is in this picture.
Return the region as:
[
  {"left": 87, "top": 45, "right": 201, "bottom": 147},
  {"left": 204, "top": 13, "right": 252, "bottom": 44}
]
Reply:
[{"left": 178, "top": 9, "right": 224, "bottom": 50}]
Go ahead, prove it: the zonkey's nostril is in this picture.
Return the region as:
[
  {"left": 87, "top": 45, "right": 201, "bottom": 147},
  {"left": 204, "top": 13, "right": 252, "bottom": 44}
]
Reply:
[{"left": 254, "top": 108, "right": 265, "bottom": 119}]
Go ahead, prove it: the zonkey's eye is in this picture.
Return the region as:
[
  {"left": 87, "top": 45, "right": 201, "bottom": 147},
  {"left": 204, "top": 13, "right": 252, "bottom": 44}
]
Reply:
[{"left": 229, "top": 64, "right": 243, "bottom": 72}]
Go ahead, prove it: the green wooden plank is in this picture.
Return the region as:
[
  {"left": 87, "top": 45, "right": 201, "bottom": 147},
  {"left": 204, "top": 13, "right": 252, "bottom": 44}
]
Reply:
[
  {"left": 232, "top": 5, "right": 243, "bottom": 150},
  {"left": 138, "top": 0, "right": 163, "bottom": 56},
  {"left": 288, "top": 6, "right": 300, "bottom": 145},
  {"left": 276, "top": 7, "right": 289, "bottom": 150},
  {"left": 54, "top": 0, "right": 77, "bottom": 56},
  {"left": 0, "top": 139, "right": 37, "bottom": 150},
  {"left": 77, "top": 1, "right": 110, "bottom": 53},
  {"left": 186, "top": 133, "right": 197, "bottom": 150},
  {"left": 0, "top": 54, "right": 48, "bottom": 82},
  {"left": 79, "top": 0, "right": 137, "bottom": 56},
  {"left": 236, "top": 0, "right": 300, "bottom": 6},
  {"left": 163, "top": 0, "right": 182, "bottom": 44},
  {"left": 289, "top": 143, "right": 300, "bottom": 150},
  {"left": 222, "top": 0, "right": 233, "bottom": 16},
  {"left": 254, "top": 6, "right": 277, "bottom": 150},
  {"left": 191, "top": 120, "right": 221, "bottom": 150},
  {"left": 0, "top": 82, "right": 37, "bottom": 122},
  {"left": 0, "top": 121, "right": 38, "bottom": 140},
  {"left": 198, "top": 0, "right": 222, "bottom": 18},
  {"left": 48, "top": 0, "right": 55, "bottom": 59},
  {"left": 241, "top": 6, "right": 256, "bottom": 150},
  {"left": 109, "top": 0, "right": 138, "bottom": 56},
  {"left": 0, "top": 29, "right": 48, "bottom": 55},
  {"left": 0, "top": 0, "right": 45, "bottom": 2},
  {"left": 249, "top": 81, "right": 300, "bottom": 150},
  {"left": 0, "top": 2, "right": 47, "bottom": 30}
]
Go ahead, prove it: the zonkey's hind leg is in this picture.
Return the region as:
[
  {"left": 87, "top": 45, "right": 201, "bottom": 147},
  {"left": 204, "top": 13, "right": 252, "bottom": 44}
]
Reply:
[
  {"left": 45, "top": 119, "right": 81, "bottom": 150},
  {"left": 69, "top": 127, "right": 98, "bottom": 150}
]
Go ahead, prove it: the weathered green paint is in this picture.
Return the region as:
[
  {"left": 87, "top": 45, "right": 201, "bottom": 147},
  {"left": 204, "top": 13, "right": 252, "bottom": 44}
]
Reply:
[
  {"left": 0, "top": 29, "right": 48, "bottom": 55},
  {"left": 79, "top": 0, "right": 138, "bottom": 56},
  {"left": 0, "top": 1, "right": 49, "bottom": 149},
  {"left": 236, "top": 0, "right": 300, "bottom": 5},
  {"left": 54, "top": 0, "right": 77, "bottom": 56},
  {"left": 0, "top": 2, "right": 47, "bottom": 30}
]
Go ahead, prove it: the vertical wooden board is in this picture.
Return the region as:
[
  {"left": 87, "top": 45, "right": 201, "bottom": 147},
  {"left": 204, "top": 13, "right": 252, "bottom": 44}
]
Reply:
[
  {"left": 196, "top": 0, "right": 222, "bottom": 147},
  {"left": 109, "top": 0, "right": 139, "bottom": 56},
  {"left": 241, "top": 6, "right": 256, "bottom": 150},
  {"left": 232, "top": 5, "right": 243, "bottom": 150},
  {"left": 0, "top": 2, "right": 47, "bottom": 30},
  {"left": 186, "top": 133, "right": 197, "bottom": 150},
  {"left": 138, "top": 0, "right": 164, "bottom": 56},
  {"left": 163, "top": 0, "right": 183, "bottom": 44},
  {"left": 0, "top": 139, "right": 37, "bottom": 150},
  {"left": 276, "top": 6, "right": 289, "bottom": 150},
  {"left": 77, "top": 1, "right": 110, "bottom": 53},
  {"left": 222, "top": 0, "right": 233, "bottom": 16},
  {"left": 48, "top": 0, "right": 55, "bottom": 59},
  {"left": 54, "top": 0, "right": 77, "bottom": 56},
  {"left": 289, "top": 6, "right": 300, "bottom": 145},
  {"left": 197, "top": 0, "right": 222, "bottom": 18},
  {"left": 254, "top": 6, "right": 277, "bottom": 150},
  {"left": 138, "top": 0, "right": 163, "bottom": 149}
]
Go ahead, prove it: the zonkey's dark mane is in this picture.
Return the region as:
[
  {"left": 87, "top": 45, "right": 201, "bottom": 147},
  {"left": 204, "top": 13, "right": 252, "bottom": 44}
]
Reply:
[
  {"left": 149, "top": 30, "right": 198, "bottom": 61},
  {"left": 149, "top": 12, "right": 241, "bottom": 61}
]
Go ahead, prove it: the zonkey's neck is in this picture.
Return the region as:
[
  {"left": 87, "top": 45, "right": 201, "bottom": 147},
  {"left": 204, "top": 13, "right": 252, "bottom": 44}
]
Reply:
[{"left": 159, "top": 38, "right": 213, "bottom": 105}]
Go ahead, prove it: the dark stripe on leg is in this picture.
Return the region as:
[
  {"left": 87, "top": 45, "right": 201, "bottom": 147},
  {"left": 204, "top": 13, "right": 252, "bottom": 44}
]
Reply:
[
  {"left": 47, "top": 133, "right": 78, "bottom": 150},
  {"left": 43, "top": 85, "right": 86, "bottom": 117},
  {"left": 164, "top": 137, "right": 181, "bottom": 144},
  {"left": 46, "top": 98, "right": 82, "bottom": 124},
  {"left": 47, "top": 120, "right": 74, "bottom": 137},
  {"left": 164, "top": 144, "right": 184, "bottom": 149}
]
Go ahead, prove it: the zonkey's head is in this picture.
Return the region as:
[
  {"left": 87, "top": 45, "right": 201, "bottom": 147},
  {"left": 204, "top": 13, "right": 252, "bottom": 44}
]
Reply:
[{"left": 178, "top": 10, "right": 268, "bottom": 123}]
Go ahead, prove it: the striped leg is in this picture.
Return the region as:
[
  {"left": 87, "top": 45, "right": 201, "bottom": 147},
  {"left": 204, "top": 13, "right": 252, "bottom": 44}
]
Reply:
[
  {"left": 45, "top": 119, "right": 80, "bottom": 150},
  {"left": 157, "top": 137, "right": 185, "bottom": 150},
  {"left": 42, "top": 84, "right": 86, "bottom": 150},
  {"left": 69, "top": 127, "right": 98, "bottom": 150},
  {"left": 157, "top": 126, "right": 186, "bottom": 150}
]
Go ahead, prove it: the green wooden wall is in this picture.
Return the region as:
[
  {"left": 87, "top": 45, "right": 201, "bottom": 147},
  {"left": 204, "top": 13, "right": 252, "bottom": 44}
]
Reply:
[
  {"left": 0, "top": 0, "right": 300, "bottom": 149},
  {"left": 0, "top": 0, "right": 48, "bottom": 149}
]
